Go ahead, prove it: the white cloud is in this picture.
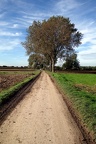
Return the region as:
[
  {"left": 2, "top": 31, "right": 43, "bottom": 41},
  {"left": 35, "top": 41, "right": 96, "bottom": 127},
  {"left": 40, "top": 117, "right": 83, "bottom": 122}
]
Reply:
[
  {"left": 53, "top": 0, "right": 83, "bottom": 15},
  {"left": 75, "top": 19, "right": 96, "bottom": 66},
  {"left": 0, "top": 31, "right": 22, "bottom": 36},
  {"left": 0, "top": 39, "right": 20, "bottom": 51},
  {"left": 56, "top": 0, "right": 80, "bottom": 11},
  {"left": 12, "top": 24, "right": 19, "bottom": 28},
  {"left": 76, "top": 20, "right": 96, "bottom": 44},
  {"left": 77, "top": 44, "right": 96, "bottom": 66},
  {"left": 0, "top": 21, "right": 9, "bottom": 26},
  {"left": 79, "top": 45, "right": 96, "bottom": 55},
  {"left": 56, "top": 58, "right": 64, "bottom": 67},
  {"left": 15, "top": 11, "right": 53, "bottom": 28}
]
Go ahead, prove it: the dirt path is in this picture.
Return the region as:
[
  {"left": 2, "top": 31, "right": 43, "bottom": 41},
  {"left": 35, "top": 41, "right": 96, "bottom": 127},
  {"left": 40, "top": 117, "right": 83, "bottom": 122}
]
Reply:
[{"left": 0, "top": 72, "right": 86, "bottom": 144}]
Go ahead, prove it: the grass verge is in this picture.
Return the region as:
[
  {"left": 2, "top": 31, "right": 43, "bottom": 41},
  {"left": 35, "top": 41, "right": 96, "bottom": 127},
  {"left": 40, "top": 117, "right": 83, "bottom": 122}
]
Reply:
[{"left": 48, "top": 72, "right": 96, "bottom": 141}]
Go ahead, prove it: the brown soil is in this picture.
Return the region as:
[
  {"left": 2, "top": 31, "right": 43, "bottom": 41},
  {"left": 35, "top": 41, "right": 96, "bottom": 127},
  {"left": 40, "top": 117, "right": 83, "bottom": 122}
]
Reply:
[
  {"left": 0, "top": 71, "right": 88, "bottom": 144},
  {"left": 0, "top": 73, "right": 33, "bottom": 92}
]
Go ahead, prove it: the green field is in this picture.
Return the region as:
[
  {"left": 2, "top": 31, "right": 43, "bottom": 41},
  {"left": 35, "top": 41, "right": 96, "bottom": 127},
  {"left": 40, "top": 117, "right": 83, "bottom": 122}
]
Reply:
[{"left": 50, "top": 72, "right": 96, "bottom": 140}]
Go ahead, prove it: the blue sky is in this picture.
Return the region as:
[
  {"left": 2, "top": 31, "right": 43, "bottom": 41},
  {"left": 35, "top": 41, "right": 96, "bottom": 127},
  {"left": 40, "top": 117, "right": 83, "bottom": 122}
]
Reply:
[{"left": 0, "top": 0, "right": 96, "bottom": 66}]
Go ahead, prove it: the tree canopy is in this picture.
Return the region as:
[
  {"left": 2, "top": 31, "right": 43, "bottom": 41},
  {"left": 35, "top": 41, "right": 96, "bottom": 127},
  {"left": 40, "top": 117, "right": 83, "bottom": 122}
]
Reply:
[
  {"left": 22, "top": 16, "right": 83, "bottom": 72},
  {"left": 62, "top": 51, "right": 80, "bottom": 70},
  {"left": 28, "top": 53, "right": 49, "bottom": 69}
]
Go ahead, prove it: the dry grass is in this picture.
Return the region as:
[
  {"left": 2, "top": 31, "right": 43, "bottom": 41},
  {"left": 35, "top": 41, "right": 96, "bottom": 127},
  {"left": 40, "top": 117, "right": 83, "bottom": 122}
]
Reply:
[{"left": 74, "top": 83, "right": 96, "bottom": 94}]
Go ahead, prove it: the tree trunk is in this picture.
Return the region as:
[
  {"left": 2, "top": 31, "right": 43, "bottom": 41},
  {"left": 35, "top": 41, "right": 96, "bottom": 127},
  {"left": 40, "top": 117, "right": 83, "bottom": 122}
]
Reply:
[
  {"left": 51, "top": 58, "right": 54, "bottom": 72},
  {"left": 50, "top": 60, "right": 52, "bottom": 71}
]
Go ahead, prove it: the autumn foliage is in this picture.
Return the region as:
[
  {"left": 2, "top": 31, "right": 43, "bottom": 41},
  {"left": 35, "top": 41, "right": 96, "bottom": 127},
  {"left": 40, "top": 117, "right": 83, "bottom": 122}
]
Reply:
[{"left": 22, "top": 16, "right": 82, "bottom": 72}]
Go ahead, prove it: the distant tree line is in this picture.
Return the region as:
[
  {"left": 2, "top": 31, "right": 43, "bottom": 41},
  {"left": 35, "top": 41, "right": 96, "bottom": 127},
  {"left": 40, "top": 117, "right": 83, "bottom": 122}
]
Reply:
[
  {"left": 80, "top": 66, "right": 96, "bottom": 71},
  {"left": 54, "top": 65, "right": 96, "bottom": 71},
  {"left": 0, "top": 66, "right": 28, "bottom": 69},
  {"left": 1, "top": 65, "right": 96, "bottom": 71}
]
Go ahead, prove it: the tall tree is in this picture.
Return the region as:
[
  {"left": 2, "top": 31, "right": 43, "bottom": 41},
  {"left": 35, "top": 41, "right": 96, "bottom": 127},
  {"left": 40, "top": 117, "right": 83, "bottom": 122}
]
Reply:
[
  {"left": 22, "top": 16, "right": 83, "bottom": 72},
  {"left": 28, "top": 53, "right": 49, "bottom": 69},
  {"left": 62, "top": 52, "right": 80, "bottom": 70}
]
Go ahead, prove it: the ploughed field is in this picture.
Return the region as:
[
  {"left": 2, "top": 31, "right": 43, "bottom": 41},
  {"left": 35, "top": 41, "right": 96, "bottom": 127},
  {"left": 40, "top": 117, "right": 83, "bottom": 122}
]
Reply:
[
  {"left": 0, "top": 71, "right": 34, "bottom": 92},
  {"left": 0, "top": 70, "right": 39, "bottom": 106}
]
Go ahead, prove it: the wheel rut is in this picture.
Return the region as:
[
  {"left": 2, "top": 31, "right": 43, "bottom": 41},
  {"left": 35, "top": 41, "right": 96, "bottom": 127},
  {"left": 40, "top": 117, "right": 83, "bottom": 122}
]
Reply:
[{"left": 0, "top": 72, "right": 88, "bottom": 144}]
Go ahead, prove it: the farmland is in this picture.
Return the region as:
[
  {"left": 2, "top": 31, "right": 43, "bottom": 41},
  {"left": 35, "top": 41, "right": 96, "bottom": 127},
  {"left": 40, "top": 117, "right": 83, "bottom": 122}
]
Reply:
[
  {"left": 0, "top": 70, "right": 95, "bottom": 143},
  {"left": 0, "top": 70, "right": 40, "bottom": 105},
  {"left": 0, "top": 71, "right": 35, "bottom": 92},
  {"left": 50, "top": 72, "right": 96, "bottom": 141},
  {"left": 0, "top": 71, "right": 88, "bottom": 144}
]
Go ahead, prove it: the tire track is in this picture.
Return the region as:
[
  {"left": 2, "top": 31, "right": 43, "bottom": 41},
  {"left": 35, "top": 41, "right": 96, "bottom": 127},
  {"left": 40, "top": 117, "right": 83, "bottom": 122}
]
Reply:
[{"left": 0, "top": 72, "right": 87, "bottom": 144}]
